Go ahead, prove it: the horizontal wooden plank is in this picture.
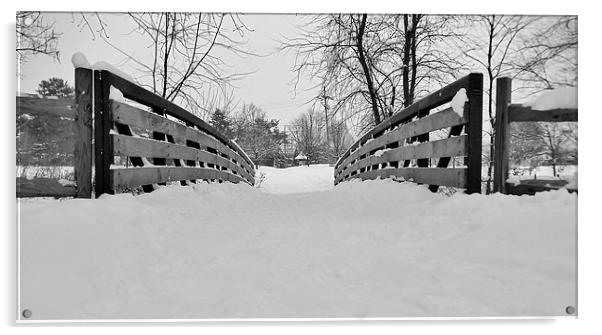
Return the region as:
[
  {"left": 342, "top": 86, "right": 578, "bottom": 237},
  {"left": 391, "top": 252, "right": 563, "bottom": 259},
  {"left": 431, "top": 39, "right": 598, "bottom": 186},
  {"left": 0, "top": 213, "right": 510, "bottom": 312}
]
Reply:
[
  {"left": 336, "top": 107, "right": 467, "bottom": 176},
  {"left": 16, "top": 177, "right": 77, "bottom": 198},
  {"left": 339, "top": 168, "right": 467, "bottom": 188},
  {"left": 110, "top": 101, "right": 254, "bottom": 178},
  {"left": 16, "top": 97, "right": 76, "bottom": 118},
  {"left": 337, "top": 136, "right": 468, "bottom": 181},
  {"left": 110, "top": 167, "right": 247, "bottom": 189},
  {"left": 508, "top": 105, "right": 578, "bottom": 122},
  {"left": 112, "top": 134, "right": 254, "bottom": 182},
  {"left": 336, "top": 73, "right": 479, "bottom": 167},
  {"left": 102, "top": 71, "right": 255, "bottom": 169}
]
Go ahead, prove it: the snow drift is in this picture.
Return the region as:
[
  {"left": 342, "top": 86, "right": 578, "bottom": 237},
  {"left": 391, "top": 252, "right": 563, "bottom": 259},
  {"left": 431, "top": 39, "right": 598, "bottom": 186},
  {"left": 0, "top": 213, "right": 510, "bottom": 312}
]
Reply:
[{"left": 19, "top": 171, "right": 576, "bottom": 320}]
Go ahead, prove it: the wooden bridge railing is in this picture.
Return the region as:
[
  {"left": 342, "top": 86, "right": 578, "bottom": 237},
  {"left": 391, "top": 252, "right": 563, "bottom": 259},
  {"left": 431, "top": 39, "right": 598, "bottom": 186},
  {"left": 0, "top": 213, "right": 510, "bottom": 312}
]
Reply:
[
  {"left": 334, "top": 73, "right": 483, "bottom": 194},
  {"left": 74, "top": 67, "right": 255, "bottom": 198},
  {"left": 492, "top": 77, "right": 577, "bottom": 195}
]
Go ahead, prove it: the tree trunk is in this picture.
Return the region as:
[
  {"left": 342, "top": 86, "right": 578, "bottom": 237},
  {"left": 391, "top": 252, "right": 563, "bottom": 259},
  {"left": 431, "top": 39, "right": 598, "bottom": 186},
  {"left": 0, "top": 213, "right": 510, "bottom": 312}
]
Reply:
[
  {"left": 485, "top": 17, "right": 495, "bottom": 195},
  {"left": 356, "top": 14, "right": 381, "bottom": 125},
  {"left": 409, "top": 14, "right": 419, "bottom": 103},
  {"left": 402, "top": 15, "right": 411, "bottom": 108}
]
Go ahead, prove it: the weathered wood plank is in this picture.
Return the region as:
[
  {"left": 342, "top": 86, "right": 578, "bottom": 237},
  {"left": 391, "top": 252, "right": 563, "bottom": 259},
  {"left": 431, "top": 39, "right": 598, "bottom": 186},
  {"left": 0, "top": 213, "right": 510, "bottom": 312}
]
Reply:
[
  {"left": 335, "top": 74, "right": 473, "bottom": 168},
  {"left": 493, "top": 77, "right": 512, "bottom": 194},
  {"left": 110, "top": 167, "right": 245, "bottom": 189},
  {"left": 74, "top": 68, "right": 93, "bottom": 198},
  {"left": 93, "top": 70, "right": 114, "bottom": 197},
  {"left": 113, "top": 122, "right": 155, "bottom": 193},
  {"left": 102, "top": 71, "right": 255, "bottom": 169},
  {"left": 465, "top": 73, "right": 483, "bottom": 194},
  {"left": 111, "top": 134, "right": 253, "bottom": 182},
  {"left": 508, "top": 105, "right": 578, "bottom": 122},
  {"left": 110, "top": 101, "right": 254, "bottom": 176},
  {"left": 338, "top": 136, "right": 468, "bottom": 183},
  {"left": 150, "top": 107, "right": 167, "bottom": 180},
  {"left": 350, "top": 168, "right": 467, "bottom": 188},
  {"left": 336, "top": 107, "right": 467, "bottom": 177}
]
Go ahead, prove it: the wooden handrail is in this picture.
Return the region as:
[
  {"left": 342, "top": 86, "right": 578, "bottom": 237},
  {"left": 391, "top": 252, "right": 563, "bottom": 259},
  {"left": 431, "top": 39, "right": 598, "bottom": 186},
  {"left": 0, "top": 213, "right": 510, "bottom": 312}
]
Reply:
[
  {"left": 73, "top": 67, "right": 256, "bottom": 197},
  {"left": 334, "top": 73, "right": 483, "bottom": 194}
]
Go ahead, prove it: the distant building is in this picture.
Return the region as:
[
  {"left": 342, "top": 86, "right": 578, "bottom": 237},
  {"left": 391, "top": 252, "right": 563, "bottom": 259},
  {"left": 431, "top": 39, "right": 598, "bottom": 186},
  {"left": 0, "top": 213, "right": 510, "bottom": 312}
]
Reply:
[{"left": 295, "top": 153, "right": 308, "bottom": 166}]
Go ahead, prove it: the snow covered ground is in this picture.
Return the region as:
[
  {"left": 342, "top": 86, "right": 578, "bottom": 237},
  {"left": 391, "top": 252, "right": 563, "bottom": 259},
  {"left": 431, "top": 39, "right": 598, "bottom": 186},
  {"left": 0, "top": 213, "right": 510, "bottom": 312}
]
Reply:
[
  {"left": 16, "top": 166, "right": 74, "bottom": 180},
  {"left": 256, "top": 164, "right": 334, "bottom": 194},
  {"left": 18, "top": 166, "right": 576, "bottom": 320}
]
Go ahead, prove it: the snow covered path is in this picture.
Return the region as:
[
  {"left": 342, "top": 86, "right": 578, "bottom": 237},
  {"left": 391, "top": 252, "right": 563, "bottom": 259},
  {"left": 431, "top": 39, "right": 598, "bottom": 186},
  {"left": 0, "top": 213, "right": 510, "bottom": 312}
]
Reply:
[
  {"left": 19, "top": 166, "right": 576, "bottom": 320},
  {"left": 256, "top": 164, "right": 335, "bottom": 194}
]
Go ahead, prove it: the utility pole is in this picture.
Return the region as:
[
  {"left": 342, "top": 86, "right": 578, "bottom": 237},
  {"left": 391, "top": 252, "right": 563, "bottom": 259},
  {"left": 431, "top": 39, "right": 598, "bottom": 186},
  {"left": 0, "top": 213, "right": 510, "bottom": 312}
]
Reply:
[{"left": 317, "top": 86, "right": 332, "bottom": 156}]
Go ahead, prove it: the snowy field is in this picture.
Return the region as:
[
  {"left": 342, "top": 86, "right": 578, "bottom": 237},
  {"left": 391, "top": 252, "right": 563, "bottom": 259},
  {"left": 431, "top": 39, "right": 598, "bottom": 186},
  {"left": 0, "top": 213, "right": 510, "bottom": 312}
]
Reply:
[
  {"left": 19, "top": 165, "right": 576, "bottom": 320},
  {"left": 509, "top": 165, "right": 577, "bottom": 180}
]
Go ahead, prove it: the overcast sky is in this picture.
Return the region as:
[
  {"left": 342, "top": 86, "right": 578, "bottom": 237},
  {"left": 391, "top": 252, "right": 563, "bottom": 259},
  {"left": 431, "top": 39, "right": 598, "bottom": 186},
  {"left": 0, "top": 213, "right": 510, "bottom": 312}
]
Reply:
[{"left": 18, "top": 12, "right": 320, "bottom": 125}]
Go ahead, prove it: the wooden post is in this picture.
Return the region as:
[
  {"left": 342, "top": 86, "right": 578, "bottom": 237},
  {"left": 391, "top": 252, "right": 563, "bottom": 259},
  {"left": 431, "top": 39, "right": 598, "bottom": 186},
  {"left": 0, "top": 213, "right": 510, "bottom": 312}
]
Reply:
[
  {"left": 493, "top": 77, "right": 512, "bottom": 194},
  {"left": 465, "top": 73, "right": 483, "bottom": 194},
  {"left": 93, "top": 70, "right": 114, "bottom": 197},
  {"left": 74, "top": 68, "right": 93, "bottom": 198}
]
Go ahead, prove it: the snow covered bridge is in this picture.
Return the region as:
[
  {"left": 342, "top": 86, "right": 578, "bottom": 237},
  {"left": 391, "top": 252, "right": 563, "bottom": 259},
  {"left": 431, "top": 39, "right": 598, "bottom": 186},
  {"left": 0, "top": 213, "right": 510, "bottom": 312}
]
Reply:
[
  {"left": 66, "top": 67, "right": 485, "bottom": 198},
  {"left": 18, "top": 67, "right": 577, "bottom": 320}
]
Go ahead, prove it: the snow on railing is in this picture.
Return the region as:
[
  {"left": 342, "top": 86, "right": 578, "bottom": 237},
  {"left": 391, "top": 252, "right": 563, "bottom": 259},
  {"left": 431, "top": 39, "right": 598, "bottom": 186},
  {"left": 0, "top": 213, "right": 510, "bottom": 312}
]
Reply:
[
  {"left": 334, "top": 73, "right": 484, "bottom": 194},
  {"left": 71, "top": 54, "right": 256, "bottom": 198}
]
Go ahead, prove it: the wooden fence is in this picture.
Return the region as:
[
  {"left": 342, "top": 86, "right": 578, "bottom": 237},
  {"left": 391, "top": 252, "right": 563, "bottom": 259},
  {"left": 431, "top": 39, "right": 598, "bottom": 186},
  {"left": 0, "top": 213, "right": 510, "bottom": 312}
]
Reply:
[
  {"left": 492, "top": 77, "right": 577, "bottom": 195},
  {"left": 334, "top": 73, "right": 483, "bottom": 194},
  {"left": 74, "top": 67, "right": 255, "bottom": 198}
]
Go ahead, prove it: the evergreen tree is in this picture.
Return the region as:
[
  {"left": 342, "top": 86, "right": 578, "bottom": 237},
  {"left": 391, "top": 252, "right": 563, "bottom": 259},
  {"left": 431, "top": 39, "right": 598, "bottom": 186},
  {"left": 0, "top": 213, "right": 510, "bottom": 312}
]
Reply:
[
  {"left": 209, "top": 108, "right": 233, "bottom": 138},
  {"left": 36, "top": 77, "right": 74, "bottom": 98}
]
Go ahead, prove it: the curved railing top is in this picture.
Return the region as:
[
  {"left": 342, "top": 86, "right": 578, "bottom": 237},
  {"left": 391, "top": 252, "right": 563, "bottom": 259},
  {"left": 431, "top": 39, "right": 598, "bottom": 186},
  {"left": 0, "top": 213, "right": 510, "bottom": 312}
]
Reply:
[
  {"left": 333, "top": 73, "right": 483, "bottom": 194},
  {"left": 99, "top": 70, "right": 255, "bottom": 170},
  {"left": 335, "top": 73, "right": 481, "bottom": 171}
]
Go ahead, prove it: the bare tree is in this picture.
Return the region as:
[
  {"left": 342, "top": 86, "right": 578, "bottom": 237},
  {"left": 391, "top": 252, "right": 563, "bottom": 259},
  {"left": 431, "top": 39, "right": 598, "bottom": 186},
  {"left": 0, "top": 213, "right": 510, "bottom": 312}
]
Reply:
[
  {"left": 459, "top": 15, "right": 578, "bottom": 193},
  {"left": 16, "top": 12, "right": 61, "bottom": 64},
  {"left": 460, "top": 15, "right": 539, "bottom": 193},
  {"left": 510, "top": 122, "right": 576, "bottom": 176},
  {"left": 328, "top": 118, "right": 353, "bottom": 161},
  {"left": 282, "top": 14, "right": 384, "bottom": 127},
  {"left": 77, "top": 12, "right": 252, "bottom": 118},
  {"left": 290, "top": 109, "right": 327, "bottom": 163},
  {"left": 282, "top": 14, "right": 463, "bottom": 136},
  {"left": 510, "top": 16, "right": 578, "bottom": 90}
]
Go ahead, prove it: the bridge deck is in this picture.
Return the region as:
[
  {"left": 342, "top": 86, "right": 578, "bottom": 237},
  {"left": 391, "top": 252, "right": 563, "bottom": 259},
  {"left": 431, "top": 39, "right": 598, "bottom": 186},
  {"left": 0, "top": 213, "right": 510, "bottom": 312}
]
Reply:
[{"left": 19, "top": 166, "right": 576, "bottom": 319}]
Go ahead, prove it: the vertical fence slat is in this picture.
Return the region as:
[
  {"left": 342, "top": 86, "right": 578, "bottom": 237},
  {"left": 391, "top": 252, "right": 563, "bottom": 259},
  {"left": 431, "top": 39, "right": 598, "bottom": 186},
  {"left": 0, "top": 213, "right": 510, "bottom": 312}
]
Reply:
[
  {"left": 74, "top": 68, "right": 93, "bottom": 198},
  {"left": 466, "top": 73, "right": 483, "bottom": 194},
  {"left": 93, "top": 70, "right": 114, "bottom": 197},
  {"left": 93, "top": 70, "right": 104, "bottom": 197},
  {"left": 493, "top": 77, "right": 512, "bottom": 194}
]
